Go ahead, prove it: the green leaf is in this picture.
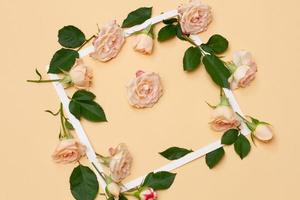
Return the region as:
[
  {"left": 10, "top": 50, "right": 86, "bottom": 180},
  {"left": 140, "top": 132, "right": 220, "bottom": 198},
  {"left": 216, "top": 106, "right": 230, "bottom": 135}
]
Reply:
[
  {"left": 202, "top": 54, "right": 231, "bottom": 88},
  {"left": 157, "top": 25, "right": 177, "bottom": 42},
  {"left": 122, "top": 7, "right": 152, "bottom": 28},
  {"left": 234, "top": 134, "right": 251, "bottom": 159},
  {"left": 163, "top": 18, "right": 178, "bottom": 25},
  {"left": 159, "top": 147, "right": 193, "bottom": 160},
  {"left": 142, "top": 171, "right": 176, "bottom": 190},
  {"left": 70, "top": 165, "right": 99, "bottom": 200},
  {"left": 119, "top": 194, "right": 128, "bottom": 200},
  {"left": 221, "top": 129, "right": 239, "bottom": 145},
  {"left": 205, "top": 34, "right": 228, "bottom": 54},
  {"left": 183, "top": 47, "right": 201, "bottom": 71},
  {"left": 69, "top": 90, "right": 107, "bottom": 122},
  {"left": 176, "top": 24, "right": 188, "bottom": 41},
  {"left": 48, "top": 48, "right": 79, "bottom": 74},
  {"left": 205, "top": 147, "right": 225, "bottom": 169},
  {"left": 58, "top": 25, "right": 86, "bottom": 48},
  {"left": 65, "top": 120, "right": 74, "bottom": 130}
]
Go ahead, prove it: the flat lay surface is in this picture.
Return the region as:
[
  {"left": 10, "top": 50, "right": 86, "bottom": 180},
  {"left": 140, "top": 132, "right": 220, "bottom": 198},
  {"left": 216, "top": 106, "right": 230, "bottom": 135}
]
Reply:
[{"left": 0, "top": 0, "right": 300, "bottom": 199}]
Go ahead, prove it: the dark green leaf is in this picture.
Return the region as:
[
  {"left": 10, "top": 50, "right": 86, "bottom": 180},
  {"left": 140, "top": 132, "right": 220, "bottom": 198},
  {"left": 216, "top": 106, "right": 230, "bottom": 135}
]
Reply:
[
  {"left": 163, "top": 18, "right": 178, "bottom": 25},
  {"left": 159, "top": 147, "right": 193, "bottom": 160},
  {"left": 70, "top": 165, "right": 99, "bottom": 200},
  {"left": 122, "top": 7, "right": 152, "bottom": 28},
  {"left": 48, "top": 48, "right": 79, "bottom": 74},
  {"left": 176, "top": 24, "right": 188, "bottom": 41},
  {"left": 77, "top": 101, "right": 107, "bottom": 122},
  {"left": 221, "top": 129, "right": 239, "bottom": 145},
  {"left": 65, "top": 120, "right": 74, "bottom": 130},
  {"left": 183, "top": 47, "right": 201, "bottom": 71},
  {"left": 205, "top": 34, "right": 228, "bottom": 54},
  {"left": 205, "top": 147, "right": 225, "bottom": 169},
  {"left": 58, "top": 25, "right": 86, "bottom": 48},
  {"left": 142, "top": 171, "right": 176, "bottom": 190},
  {"left": 72, "top": 90, "right": 96, "bottom": 101},
  {"left": 157, "top": 25, "right": 177, "bottom": 42},
  {"left": 202, "top": 54, "right": 231, "bottom": 88},
  {"left": 69, "top": 101, "right": 81, "bottom": 119},
  {"left": 200, "top": 44, "right": 214, "bottom": 54},
  {"left": 234, "top": 134, "right": 251, "bottom": 159},
  {"left": 119, "top": 194, "right": 128, "bottom": 200}
]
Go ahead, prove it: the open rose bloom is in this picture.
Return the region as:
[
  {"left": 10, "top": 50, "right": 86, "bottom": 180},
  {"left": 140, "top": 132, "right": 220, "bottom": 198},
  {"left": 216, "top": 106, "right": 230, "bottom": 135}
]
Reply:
[
  {"left": 228, "top": 51, "right": 258, "bottom": 89},
  {"left": 52, "top": 139, "right": 86, "bottom": 164},
  {"left": 210, "top": 105, "right": 240, "bottom": 132},
  {"left": 109, "top": 143, "right": 133, "bottom": 182},
  {"left": 90, "top": 20, "right": 125, "bottom": 62},
  {"left": 127, "top": 71, "right": 163, "bottom": 108},
  {"left": 178, "top": 0, "right": 212, "bottom": 34},
  {"left": 69, "top": 59, "right": 93, "bottom": 89}
]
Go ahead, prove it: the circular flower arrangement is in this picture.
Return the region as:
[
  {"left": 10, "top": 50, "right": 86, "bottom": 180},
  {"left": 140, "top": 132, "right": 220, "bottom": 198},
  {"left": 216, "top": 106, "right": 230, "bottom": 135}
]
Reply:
[{"left": 27, "top": 1, "right": 274, "bottom": 200}]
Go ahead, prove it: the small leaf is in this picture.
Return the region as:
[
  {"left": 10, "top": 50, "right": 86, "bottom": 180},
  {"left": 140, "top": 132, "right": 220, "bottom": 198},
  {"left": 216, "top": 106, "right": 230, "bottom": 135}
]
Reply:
[
  {"left": 176, "top": 24, "right": 188, "bottom": 41},
  {"left": 119, "top": 194, "right": 128, "bottom": 200},
  {"left": 142, "top": 171, "right": 176, "bottom": 190},
  {"left": 202, "top": 54, "right": 231, "bottom": 88},
  {"left": 205, "top": 147, "right": 225, "bottom": 169},
  {"left": 160, "top": 147, "right": 193, "bottom": 160},
  {"left": 163, "top": 18, "right": 178, "bottom": 25},
  {"left": 234, "top": 134, "right": 251, "bottom": 159},
  {"left": 72, "top": 90, "right": 96, "bottom": 101},
  {"left": 183, "top": 47, "right": 201, "bottom": 71},
  {"left": 70, "top": 164, "right": 99, "bottom": 200},
  {"left": 48, "top": 48, "right": 79, "bottom": 74},
  {"left": 221, "top": 129, "right": 239, "bottom": 145},
  {"left": 157, "top": 25, "right": 177, "bottom": 42},
  {"left": 65, "top": 120, "right": 74, "bottom": 130},
  {"left": 205, "top": 34, "right": 228, "bottom": 54},
  {"left": 122, "top": 7, "right": 152, "bottom": 28},
  {"left": 58, "top": 25, "right": 86, "bottom": 48}
]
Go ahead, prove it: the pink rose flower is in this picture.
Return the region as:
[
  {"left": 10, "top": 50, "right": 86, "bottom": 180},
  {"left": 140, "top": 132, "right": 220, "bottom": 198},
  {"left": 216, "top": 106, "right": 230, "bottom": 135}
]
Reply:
[
  {"left": 69, "top": 59, "right": 93, "bottom": 89},
  {"left": 133, "top": 34, "right": 154, "bottom": 55},
  {"left": 127, "top": 71, "right": 163, "bottom": 108},
  {"left": 109, "top": 143, "right": 133, "bottom": 182},
  {"left": 52, "top": 139, "right": 86, "bottom": 164},
  {"left": 90, "top": 20, "right": 125, "bottom": 62},
  {"left": 253, "top": 124, "right": 273, "bottom": 142},
  {"left": 229, "top": 51, "right": 258, "bottom": 89},
  {"left": 178, "top": 0, "right": 212, "bottom": 34},
  {"left": 210, "top": 105, "right": 240, "bottom": 132},
  {"left": 139, "top": 188, "right": 157, "bottom": 200}
]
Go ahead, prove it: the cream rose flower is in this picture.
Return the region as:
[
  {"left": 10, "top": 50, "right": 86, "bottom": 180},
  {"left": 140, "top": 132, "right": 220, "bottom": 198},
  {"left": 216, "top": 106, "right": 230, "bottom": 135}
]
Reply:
[
  {"left": 228, "top": 51, "right": 258, "bottom": 89},
  {"left": 106, "top": 182, "right": 121, "bottom": 199},
  {"left": 178, "top": 0, "right": 212, "bottom": 34},
  {"left": 210, "top": 105, "right": 240, "bottom": 132},
  {"left": 108, "top": 143, "right": 133, "bottom": 183},
  {"left": 69, "top": 59, "right": 93, "bottom": 89},
  {"left": 127, "top": 71, "right": 163, "bottom": 108},
  {"left": 52, "top": 139, "right": 86, "bottom": 164},
  {"left": 139, "top": 188, "right": 157, "bottom": 200},
  {"left": 90, "top": 20, "right": 125, "bottom": 62},
  {"left": 133, "top": 34, "right": 154, "bottom": 55},
  {"left": 253, "top": 124, "right": 273, "bottom": 142}
]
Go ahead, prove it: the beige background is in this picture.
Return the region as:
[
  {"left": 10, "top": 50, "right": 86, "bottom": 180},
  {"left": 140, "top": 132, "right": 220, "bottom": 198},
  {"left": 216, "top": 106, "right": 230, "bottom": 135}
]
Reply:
[{"left": 1, "top": 0, "right": 300, "bottom": 199}]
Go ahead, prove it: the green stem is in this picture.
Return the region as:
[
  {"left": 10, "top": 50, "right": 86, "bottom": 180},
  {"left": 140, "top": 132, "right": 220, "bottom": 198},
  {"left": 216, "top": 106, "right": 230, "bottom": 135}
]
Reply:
[
  {"left": 60, "top": 103, "right": 72, "bottom": 139},
  {"left": 27, "top": 79, "right": 61, "bottom": 83},
  {"left": 77, "top": 35, "right": 96, "bottom": 51},
  {"left": 235, "top": 112, "right": 248, "bottom": 123},
  {"left": 91, "top": 162, "right": 107, "bottom": 182}
]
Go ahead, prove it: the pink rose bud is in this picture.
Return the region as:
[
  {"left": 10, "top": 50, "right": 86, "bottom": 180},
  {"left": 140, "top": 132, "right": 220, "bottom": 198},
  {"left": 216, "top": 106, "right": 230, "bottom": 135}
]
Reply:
[
  {"left": 133, "top": 34, "right": 154, "bottom": 55},
  {"left": 69, "top": 59, "right": 93, "bottom": 89},
  {"left": 106, "top": 182, "right": 120, "bottom": 199},
  {"left": 139, "top": 188, "right": 157, "bottom": 200},
  {"left": 253, "top": 124, "right": 273, "bottom": 142}
]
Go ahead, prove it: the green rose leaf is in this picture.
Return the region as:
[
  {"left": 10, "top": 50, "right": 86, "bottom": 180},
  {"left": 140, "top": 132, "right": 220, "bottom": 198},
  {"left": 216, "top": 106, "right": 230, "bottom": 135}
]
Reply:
[
  {"left": 221, "top": 129, "right": 239, "bottom": 145},
  {"left": 69, "top": 90, "right": 107, "bottom": 122},
  {"left": 163, "top": 18, "right": 178, "bottom": 25},
  {"left": 183, "top": 46, "right": 202, "bottom": 71},
  {"left": 202, "top": 54, "right": 231, "bottom": 88},
  {"left": 234, "top": 134, "right": 251, "bottom": 159},
  {"left": 176, "top": 24, "right": 188, "bottom": 41},
  {"left": 159, "top": 147, "right": 193, "bottom": 160},
  {"left": 142, "top": 171, "right": 176, "bottom": 190},
  {"left": 65, "top": 120, "right": 74, "bottom": 130},
  {"left": 48, "top": 48, "right": 79, "bottom": 74},
  {"left": 119, "top": 194, "right": 128, "bottom": 200},
  {"left": 205, "top": 34, "right": 228, "bottom": 54},
  {"left": 70, "top": 164, "right": 99, "bottom": 200},
  {"left": 58, "top": 25, "right": 86, "bottom": 48},
  {"left": 205, "top": 147, "right": 225, "bottom": 169},
  {"left": 157, "top": 24, "right": 177, "bottom": 42},
  {"left": 122, "top": 7, "right": 152, "bottom": 28}
]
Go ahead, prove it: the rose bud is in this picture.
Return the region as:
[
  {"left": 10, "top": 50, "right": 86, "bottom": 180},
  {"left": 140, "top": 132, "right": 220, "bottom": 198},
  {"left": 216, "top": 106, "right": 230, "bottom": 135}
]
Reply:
[
  {"left": 178, "top": 0, "right": 213, "bottom": 34},
  {"left": 209, "top": 95, "right": 240, "bottom": 132},
  {"left": 106, "top": 182, "right": 121, "bottom": 199},
  {"left": 227, "top": 51, "right": 257, "bottom": 90},
  {"left": 133, "top": 34, "right": 154, "bottom": 55},
  {"left": 69, "top": 59, "right": 93, "bottom": 89},
  {"left": 139, "top": 188, "right": 157, "bottom": 200}
]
